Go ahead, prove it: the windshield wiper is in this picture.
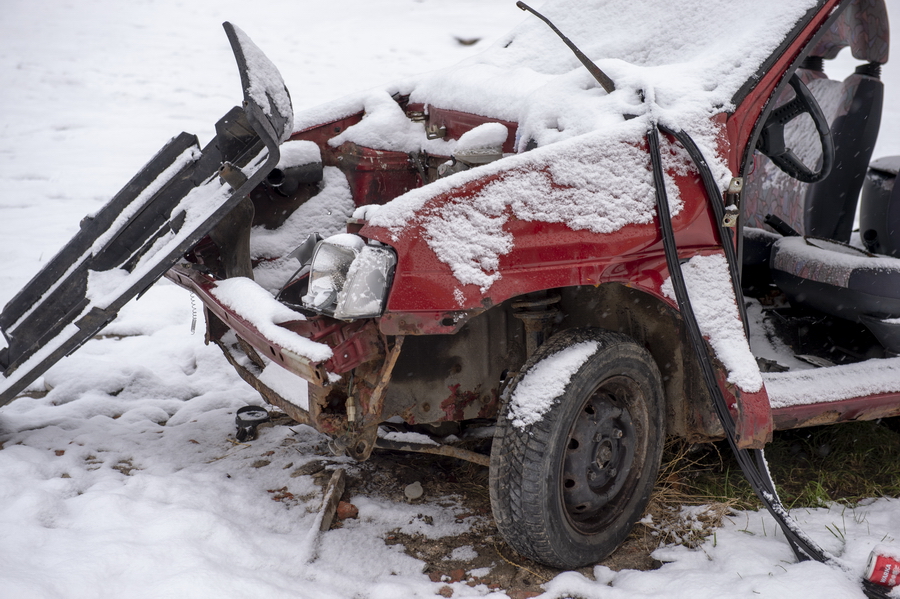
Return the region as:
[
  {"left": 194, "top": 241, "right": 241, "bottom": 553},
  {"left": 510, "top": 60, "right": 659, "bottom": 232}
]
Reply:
[{"left": 516, "top": 1, "right": 616, "bottom": 95}]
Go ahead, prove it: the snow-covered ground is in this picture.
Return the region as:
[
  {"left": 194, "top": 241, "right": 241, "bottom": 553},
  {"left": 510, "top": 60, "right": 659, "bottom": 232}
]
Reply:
[{"left": 1, "top": 1, "right": 900, "bottom": 597}]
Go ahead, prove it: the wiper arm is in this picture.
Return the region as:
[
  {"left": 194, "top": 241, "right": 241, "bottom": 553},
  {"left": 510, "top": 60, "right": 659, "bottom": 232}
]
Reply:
[{"left": 516, "top": 1, "right": 616, "bottom": 95}]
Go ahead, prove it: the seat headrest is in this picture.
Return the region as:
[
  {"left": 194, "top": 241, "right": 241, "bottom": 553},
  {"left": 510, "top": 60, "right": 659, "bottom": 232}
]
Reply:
[{"left": 810, "top": 0, "right": 889, "bottom": 64}]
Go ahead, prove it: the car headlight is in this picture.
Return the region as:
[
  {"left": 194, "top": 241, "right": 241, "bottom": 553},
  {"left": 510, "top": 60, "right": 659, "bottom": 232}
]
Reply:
[
  {"left": 301, "top": 234, "right": 396, "bottom": 320},
  {"left": 334, "top": 245, "right": 397, "bottom": 319}
]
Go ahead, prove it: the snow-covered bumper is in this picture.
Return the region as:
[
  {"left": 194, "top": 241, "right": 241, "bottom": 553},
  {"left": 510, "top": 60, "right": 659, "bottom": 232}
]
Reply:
[{"left": 165, "top": 264, "right": 387, "bottom": 429}]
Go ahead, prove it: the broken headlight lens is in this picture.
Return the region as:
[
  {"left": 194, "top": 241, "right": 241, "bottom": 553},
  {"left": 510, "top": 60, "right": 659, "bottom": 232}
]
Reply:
[
  {"left": 334, "top": 245, "right": 396, "bottom": 320},
  {"left": 301, "top": 234, "right": 395, "bottom": 320},
  {"left": 302, "top": 234, "right": 366, "bottom": 314}
]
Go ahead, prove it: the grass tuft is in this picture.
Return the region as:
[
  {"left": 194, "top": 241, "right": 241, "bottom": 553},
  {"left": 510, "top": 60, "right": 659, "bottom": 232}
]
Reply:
[
  {"left": 667, "top": 419, "right": 900, "bottom": 511},
  {"left": 640, "top": 419, "right": 900, "bottom": 551}
]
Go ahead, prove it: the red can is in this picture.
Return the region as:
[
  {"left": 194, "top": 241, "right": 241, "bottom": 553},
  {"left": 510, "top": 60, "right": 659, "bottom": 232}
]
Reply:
[{"left": 865, "top": 546, "right": 900, "bottom": 588}]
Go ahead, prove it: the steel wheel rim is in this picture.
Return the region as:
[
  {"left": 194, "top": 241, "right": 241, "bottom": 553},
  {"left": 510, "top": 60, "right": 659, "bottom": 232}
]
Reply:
[{"left": 559, "top": 375, "right": 645, "bottom": 534}]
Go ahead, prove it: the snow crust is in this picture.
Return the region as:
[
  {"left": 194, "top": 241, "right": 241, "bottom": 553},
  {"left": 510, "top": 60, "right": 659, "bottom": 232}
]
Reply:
[
  {"left": 210, "top": 277, "right": 332, "bottom": 363},
  {"left": 764, "top": 356, "right": 900, "bottom": 408},
  {"left": 508, "top": 340, "right": 599, "bottom": 428},
  {"left": 229, "top": 24, "right": 294, "bottom": 142},
  {"left": 662, "top": 253, "right": 763, "bottom": 392},
  {"left": 363, "top": 119, "right": 688, "bottom": 291}
]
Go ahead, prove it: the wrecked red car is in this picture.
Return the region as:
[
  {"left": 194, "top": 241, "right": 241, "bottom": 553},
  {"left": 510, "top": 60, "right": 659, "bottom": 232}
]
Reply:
[{"left": 1, "top": 0, "right": 898, "bottom": 585}]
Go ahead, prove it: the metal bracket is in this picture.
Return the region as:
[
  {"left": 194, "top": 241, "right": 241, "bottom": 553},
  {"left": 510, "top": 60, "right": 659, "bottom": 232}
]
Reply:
[
  {"left": 425, "top": 124, "right": 446, "bottom": 139},
  {"left": 723, "top": 177, "right": 743, "bottom": 228},
  {"left": 723, "top": 207, "right": 739, "bottom": 228}
]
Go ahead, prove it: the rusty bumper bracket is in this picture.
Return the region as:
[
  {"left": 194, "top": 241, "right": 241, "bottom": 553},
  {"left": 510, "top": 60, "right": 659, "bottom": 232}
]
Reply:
[
  {"left": 214, "top": 336, "right": 313, "bottom": 427},
  {"left": 373, "top": 438, "right": 490, "bottom": 467}
]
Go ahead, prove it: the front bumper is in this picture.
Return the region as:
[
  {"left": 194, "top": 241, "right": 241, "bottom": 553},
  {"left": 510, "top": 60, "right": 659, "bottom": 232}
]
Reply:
[{"left": 165, "top": 264, "right": 385, "bottom": 424}]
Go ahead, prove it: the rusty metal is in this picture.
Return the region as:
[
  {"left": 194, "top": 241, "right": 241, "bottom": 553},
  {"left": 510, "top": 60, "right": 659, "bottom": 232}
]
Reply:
[
  {"left": 167, "top": 264, "right": 331, "bottom": 385},
  {"left": 329, "top": 336, "right": 406, "bottom": 462},
  {"left": 365, "top": 336, "right": 405, "bottom": 420},
  {"left": 213, "top": 337, "right": 313, "bottom": 426},
  {"left": 772, "top": 391, "right": 900, "bottom": 430},
  {"left": 236, "top": 335, "right": 265, "bottom": 370},
  {"left": 218, "top": 161, "right": 248, "bottom": 189},
  {"left": 512, "top": 293, "right": 561, "bottom": 356},
  {"left": 373, "top": 438, "right": 490, "bottom": 467}
]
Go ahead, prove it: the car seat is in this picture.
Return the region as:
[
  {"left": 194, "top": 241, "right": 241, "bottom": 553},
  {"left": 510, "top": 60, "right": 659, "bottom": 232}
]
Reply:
[{"left": 741, "top": 0, "right": 900, "bottom": 350}]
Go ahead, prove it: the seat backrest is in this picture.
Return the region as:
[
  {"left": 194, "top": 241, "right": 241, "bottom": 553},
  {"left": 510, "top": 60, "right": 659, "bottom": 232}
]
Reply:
[
  {"left": 742, "top": 70, "right": 883, "bottom": 241},
  {"left": 742, "top": 0, "right": 888, "bottom": 243}
]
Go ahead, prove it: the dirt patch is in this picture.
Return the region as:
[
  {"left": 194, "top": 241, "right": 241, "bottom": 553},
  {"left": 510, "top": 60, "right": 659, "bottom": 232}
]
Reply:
[
  {"left": 340, "top": 447, "right": 668, "bottom": 597},
  {"left": 269, "top": 421, "right": 748, "bottom": 597}
]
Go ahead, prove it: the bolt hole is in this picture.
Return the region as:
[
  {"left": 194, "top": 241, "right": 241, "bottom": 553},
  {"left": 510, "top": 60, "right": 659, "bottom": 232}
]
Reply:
[
  {"left": 564, "top": 479, "right": 576, "bottom": 489},
  {"left": 568, "top": 438, "right": 580, "bottom": 450}
]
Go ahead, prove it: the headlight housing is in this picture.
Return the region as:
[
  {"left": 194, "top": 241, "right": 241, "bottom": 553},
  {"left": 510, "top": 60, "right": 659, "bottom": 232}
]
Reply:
[{"left": 301, "top": 234, "right": 396, "bottom": 320}]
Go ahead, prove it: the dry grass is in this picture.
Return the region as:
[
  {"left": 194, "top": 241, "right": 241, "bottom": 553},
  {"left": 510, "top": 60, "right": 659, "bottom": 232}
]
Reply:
[
  {"left": 647, "top": 418, "right": 900, "bottom": 549},
  {"left": 637, "top": 439, "right": 741, "bottom": 549},
  {"left": 688, "top": 419, "right": 900, "bottom": 508}
]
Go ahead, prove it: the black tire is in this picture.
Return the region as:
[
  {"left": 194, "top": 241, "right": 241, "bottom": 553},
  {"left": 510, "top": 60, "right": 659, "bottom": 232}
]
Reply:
[{"left": 489, "top": 328, "right": 665, "bottom": 569}]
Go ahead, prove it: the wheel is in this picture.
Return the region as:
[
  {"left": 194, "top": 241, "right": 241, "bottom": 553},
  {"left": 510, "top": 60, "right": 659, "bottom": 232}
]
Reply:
[
  {"left": 490, "top": 328, "right": 665, "bottom": 569},
  {"left": 757, "top": 73, "right": 834, "bottom": 183}
]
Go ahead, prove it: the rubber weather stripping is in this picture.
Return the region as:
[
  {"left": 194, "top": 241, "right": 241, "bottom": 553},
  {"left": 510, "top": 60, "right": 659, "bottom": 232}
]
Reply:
[{"left": 646, "top": 125, "right": 891, "bottom": 599}]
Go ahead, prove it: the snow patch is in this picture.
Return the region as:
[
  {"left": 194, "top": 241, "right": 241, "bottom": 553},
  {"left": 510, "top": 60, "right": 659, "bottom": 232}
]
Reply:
[
  {"left": 276, "top": 139, "right": 320, "bottom": 169},
  {"left": 85, "top": 268, "right": 130, "bottom": 304},
  {"left": 256, "top": 357, "right": 310, "bottom": 410},
  {"left": 330, "top": 90, "right": 457, "bottom": 155},
  {"left": 454, "top": 122, "right": 508, "bottom": 156},
  {"left": 662, "top": 253, "right": 763, "bottom": 392},
  {"left": 210, "top": 277, "right": 331, "bottom": 363},
  {"left": 250, "top": 166, "right": 355, "bottom": 266},
  {"left": 764, "top": 356, "right": 900, "bottom": 408},
  {"left": 447, "top": 545, "right": 478, "bottom": 562},
  {"left": 509, "top": 340, "right": 599, "bottom": 428},
  {"left": 377, "top": 428, "right": 440, "bottom": 446}
]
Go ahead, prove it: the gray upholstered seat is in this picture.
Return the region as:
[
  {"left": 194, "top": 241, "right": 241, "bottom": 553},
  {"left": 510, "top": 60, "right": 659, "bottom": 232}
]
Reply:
[
  {"left": 741, "top": 0, "right": 898, "bottom": 352},
  {"left": 769, "top": 236, "right": 900, "bottom": 351}
]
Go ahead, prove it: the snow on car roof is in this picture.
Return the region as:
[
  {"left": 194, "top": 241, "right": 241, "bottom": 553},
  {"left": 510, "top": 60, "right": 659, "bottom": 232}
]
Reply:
[
  {"left": 296, "top": 0, "right": 820, "bottom": 151},
  {"left": 408, "top": 0, "right": 820, "bottom": 147}
]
